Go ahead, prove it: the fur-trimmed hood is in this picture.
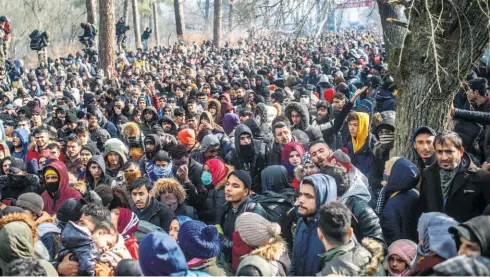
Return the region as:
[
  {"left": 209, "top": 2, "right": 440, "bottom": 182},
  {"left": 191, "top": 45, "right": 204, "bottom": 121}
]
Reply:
[
  {"left": 249, "top": 238, "right": 287, "bottom": 262},
  {"left": 121, "top": 122, "right": 141, "bottom": 138},
  {"left": 0, "top": 213, "right": 38, "bottom": 243},
  {"left": 284, "top": 102, "right": 310, "bottom": 130},
  {"left": 150, "top": 178, "right": 187, "bottom": 204},
  {"left": 254, "top": 103, "right": 270, "bottom": 124},
  {"left": 205, "top": 98, "right": 222, "bottom": 118}
]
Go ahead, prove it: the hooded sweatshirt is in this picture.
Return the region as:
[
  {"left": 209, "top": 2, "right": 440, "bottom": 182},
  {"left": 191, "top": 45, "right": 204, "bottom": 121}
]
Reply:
[
  {"left": 41, "top": 160, "right": 82, "bottom": 215},
  {"left": 138, "top": 231, "right": 208, "bottom": 276},
  {"left": 0, "top": 216, "right": 58, "bottom": 276},
  {"left": 261, "top": 165, "right": 290, "bottom": 193},
  {"left": 86, "top": 155, "right": 114, "bottom": 190},
  {"left": 291, "top": 174, "right": 337, "bottom": 276},
  {"left": 450, "top": 215, "right": 490, "bottom": 257},
  {"left": 351, "top": 112, "right": 370, "bottom": 153},
  {"left": 103, "top": 138, "right": 128, "bottom": 179},
  {"left": 11, "top": 128, "right": 29, "bottom": 161}
]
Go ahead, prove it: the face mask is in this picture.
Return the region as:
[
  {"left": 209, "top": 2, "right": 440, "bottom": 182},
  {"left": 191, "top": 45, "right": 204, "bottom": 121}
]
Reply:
[
  {"left": 240, "top": 144, "right": 255, "bottom": 161},
  {"left": 300, "top": 97, "right": 309, "bottom": 105},
  {"left": 379, "top": 133, "right": 395, "bottom": 145},
  {"left": 46, "top": 182, "right": 59, "bottom": 193},
  {"left": 154, "top": 163, "right": 172, "bottom": 178},
  {"left": 201, "top": 171, "right": 213, "bottom": 186}
]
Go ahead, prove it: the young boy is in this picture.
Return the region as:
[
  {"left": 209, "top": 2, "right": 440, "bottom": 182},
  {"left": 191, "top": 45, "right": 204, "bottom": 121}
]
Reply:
[{"left": 59, "top": 221, "right": 118, "bottom": 276}]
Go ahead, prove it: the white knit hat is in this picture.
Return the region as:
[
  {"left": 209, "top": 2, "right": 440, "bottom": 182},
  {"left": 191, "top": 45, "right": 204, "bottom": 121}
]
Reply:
[{"left": 236, "top": 212, "right": 281, "bottom": 248}]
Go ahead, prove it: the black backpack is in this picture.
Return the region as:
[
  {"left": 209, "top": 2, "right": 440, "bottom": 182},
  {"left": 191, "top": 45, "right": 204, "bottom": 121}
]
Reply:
[{"left": 245, "top": 190, "right": 295, "bottom": 249}]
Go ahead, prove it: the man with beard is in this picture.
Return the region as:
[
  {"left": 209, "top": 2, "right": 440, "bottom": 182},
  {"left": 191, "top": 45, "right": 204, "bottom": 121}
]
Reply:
[
  {"left": 139, "top": 134, "right": 161, "bottom": 177},
  {"left": 226, "top": 125, "right": 265, "bottom": 193},
  {"left": 27, "top": 127, "right": 49, "bottom": 163},
  {"left": 190, "top": 134, "right": 220, "bottom": 164},
  {"left": 139, "top": 106, "right": 163, "bottom": 136},
  {"left": 10, "top": 128, "right": 29, "bottom": 161},
  {"left": 64, "top": 135, "right": 83, "bottom": 175},
  {"left": 304, "top": 65, "right": 321, "bottom": 87},
  {"left": 266, "top": 121, "right": 294, "bottom": 166},
  {"left": 130, "top": 177, "right": 175, "bottom": 231},
  {"left": 169, "top": 144, "right": 202, "bottom": 208},
  {"left": 41, "top": 159, "right": 81, "bottom": 215},
  {"left": 0, "top": 157, "right": 42, "bottom": 200},
  {"left": 87, "top": 112, "right": 111, "bottom": 146},
  {"left": 292, "top": 174, "right": 337, "bottom": 276},
  {"left": 313, "top": 87, "right": 364, "bottom": 150},
  {"left": 77, "top": 143, "right": 100, "bottom": 181},
  {"left": 158, "top": 115, "right": 178, "bottom": 136},
  {"left": 332, "top": 93, "right": 350, "bottom": 146}
]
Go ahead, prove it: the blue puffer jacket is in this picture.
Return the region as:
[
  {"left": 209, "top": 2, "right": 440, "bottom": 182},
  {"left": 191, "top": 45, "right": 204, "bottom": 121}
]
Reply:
[
  {"left": 291, "top": 174, "right": 337, "bottom": 276},
  {"left": 346, "top": 134, "right": 377, "bottom": 176},
  {"left": 379, "top": 158, "right": 420, "bottom": 246},
  {"left": 58, "top": 221, "right": 100, "bottom": 276}
]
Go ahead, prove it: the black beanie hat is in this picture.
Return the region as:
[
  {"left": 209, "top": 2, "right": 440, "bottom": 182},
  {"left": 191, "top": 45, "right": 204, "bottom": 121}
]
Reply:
[
  {"left": 56, "top": 198, "right": 85, "bottom": 223},
  {"left": 153, "top": 150, "right": 171, "bottom": 162},
  {"left": 81, "top": 143, "right": 101, "bottom": 156},
  {"left": 271, "top": 91, "right": 285, "bottom": 104},
  {"left": 65, "top": 110, "right": 78, "bottom": 124},
  {"left": 115, "top": 259, "right": 144, "bottom": 276},
  {"left": 243, "top": 118, "right": 260, "bottom": 137},
  {"left": 229, "top": 170, "right": 252, "bottom": 190}
]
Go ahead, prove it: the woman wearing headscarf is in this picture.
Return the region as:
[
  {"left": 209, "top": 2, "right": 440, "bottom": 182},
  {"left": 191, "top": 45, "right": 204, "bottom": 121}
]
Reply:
[
  {"left": 111, "top": 207, "right": 140, "bottom": 259},
  {"left": 199, "top": 158, "right": 233, "bottom": 224},
  {"left": 408, "top": 212, "right": 458, "bottom": 276},
  {"left": 260, "top": 165, "right": 291, "bottom": 193},
  {"left": 281, "top": 141, "right": 305, "bottom": 190},
  {"left": 293, "top": 152, "right": 319, "bottom": 189}
]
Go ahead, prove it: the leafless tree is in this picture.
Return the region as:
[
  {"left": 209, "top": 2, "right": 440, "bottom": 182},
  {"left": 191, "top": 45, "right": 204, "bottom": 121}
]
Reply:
[
  {"left": 174, "top": 0, "right": 185, "bottom": 39},
  {"left": 132, "top": 0, "right": 142, "bottom": 48},
  {"left": 86, "top": 0, "right": 97, "bottom": 24},
  {"left": 213, "top": 0, "right": 222, "bottom": 46}
]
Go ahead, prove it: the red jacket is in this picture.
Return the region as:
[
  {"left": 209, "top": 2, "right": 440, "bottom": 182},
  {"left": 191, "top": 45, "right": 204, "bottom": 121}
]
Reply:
[
  {"left": 408, "top": 254, "right": 445, "bottom": 276},
  {"left": 231, "top": 231, "right": 254, "bottom": 274}
]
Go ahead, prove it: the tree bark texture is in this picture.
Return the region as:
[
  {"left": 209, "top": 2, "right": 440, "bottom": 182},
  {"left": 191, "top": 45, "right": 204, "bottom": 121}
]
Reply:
[
  {"left": 174, "top": 0, "right": 185, "bottom": 39},
  {"left": 377, "top": 1, "right": 406, "bottom": 55},
  {"left": 123, "top": 0, "right": 130, "bottom": 22},
  {"left": 132, "top": 0, "right": 142, "bottom": 49},
  {"left": 213, "top": 0, "right": 223, "bottom": 46},
  {"left": 390, "top": 0, "right": 489, "bottom": 160},
  {"left": 86, "top": 0, "right": 97, "bottom": 24},
  {"left": 98, "top": 0, "right": 116, "bottom": 80},
  {"left": 205, "top": 0, "right": 211, "bottom": 24},
  {"left": 228, "top": 3, "right": 233, "bottom": 33},
  {"left": 152, "top": 1, "right": 160, "bottom": 45}
]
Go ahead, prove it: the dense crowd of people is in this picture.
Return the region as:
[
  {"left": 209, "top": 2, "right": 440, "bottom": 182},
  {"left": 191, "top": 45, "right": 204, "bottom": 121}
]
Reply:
[{"left": 0, "top": 22, "right": 489, "bottom": 276}]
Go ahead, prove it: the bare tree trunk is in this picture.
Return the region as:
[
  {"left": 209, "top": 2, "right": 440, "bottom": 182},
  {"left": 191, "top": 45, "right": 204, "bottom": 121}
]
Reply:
[
  {"left": 390, "top": 0, "right": 489, "bottom": 159},
  {"left": 377, "top": 1, "right": 406, "bottom": 56},
  {"left": 174, "top": 0, "right": 185, "bottom": 39},
  {"left": 205, "top": 0, "right": 210, "bottom": 24},
  {"left": 123, "top": 0, "right": 130, "bottom": 21},
  {"left": 132, "top": 0, "right": 142, "bottom": 49},
  {"left": 98, "top": 0, "right": 116, "bottom": 80},
  {"left": 86, "top": 0, "right": 97, "bottom": 24},
  {"left": 152, "top": 1, "right": 160, "bottom": 45},
  {"left": 228, "top": 3, "right": 233, "bottom": 33},
  {"left": 213, "top": 0, "right": 222, "bottom": 46}
]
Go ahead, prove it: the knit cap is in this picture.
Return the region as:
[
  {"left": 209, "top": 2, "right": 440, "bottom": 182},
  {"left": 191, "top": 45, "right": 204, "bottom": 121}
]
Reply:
[
  {"left": 328, "top": 149, "right": 352, "bottom": 172},
  {"left": 44, "top": 169, "right": 59, "bottom": 178},
  {"left": 178, "top": 220, "right": 221, "bottom": 259},
  {"left": 229, "top": 170, "right": 252, "bottom": 189},
  {"left": 177, "top": 129, "right": 196, "bottom": 146},
  {"left": 56, "top": 198, "right": 84, "bottom": 223},
  {"left": 236, "top": 212, "right": 281, "bottom": 248},
  {"left": 385, "top": 239, "right": 417, "bottom": 275},
  {"left": 16, "top": 192, "right": 44, "bottom": 217}
]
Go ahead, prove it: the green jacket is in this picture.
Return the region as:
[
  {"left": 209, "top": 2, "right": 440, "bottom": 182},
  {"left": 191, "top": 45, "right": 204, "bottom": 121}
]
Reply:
[
  {"left": 317, "top": 239, "right": 384, "bottom": 276},
  {"left": 188, "top": 257, "right": 228, "bottom": 276}
]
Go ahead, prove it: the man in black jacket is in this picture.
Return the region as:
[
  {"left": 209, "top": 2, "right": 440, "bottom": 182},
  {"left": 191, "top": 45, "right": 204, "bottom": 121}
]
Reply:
[
  {"left": 226, "top": 125, "right": 265, "bottom": 193},
  {"left": 169, "top": 144, "right": 202, "bottom": 208},
  {"left": 420, "top": 131, "right": 490, "bottom": 223},
  {"left": 266, "top": 121, "right": 294, "bottom": 166},
  {"left": 141, "top": 27, "right": 152, "bottom": 51},
  {"left": 0, "top": 158, "right": 41, "bottom": 200},
  {"left": 130, "top": 177, "right": 175, "bottom": 232}
]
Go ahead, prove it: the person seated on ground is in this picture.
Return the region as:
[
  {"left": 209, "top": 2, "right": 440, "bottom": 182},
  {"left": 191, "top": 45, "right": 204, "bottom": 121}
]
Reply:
[{"left": 168, "top": 215, "right": 192, "bottom": 241}]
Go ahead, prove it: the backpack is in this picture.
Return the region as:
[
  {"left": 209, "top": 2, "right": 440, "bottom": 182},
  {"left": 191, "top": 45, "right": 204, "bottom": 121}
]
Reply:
[
  {"left": 245, "top": 190, "right": 295, "bottom": 248},
  {"left": 134, "top": 220, "right": 164, "bottom": 243},
  {"left": 91, "top": 24, "right": 98, "bottom": 35}
]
